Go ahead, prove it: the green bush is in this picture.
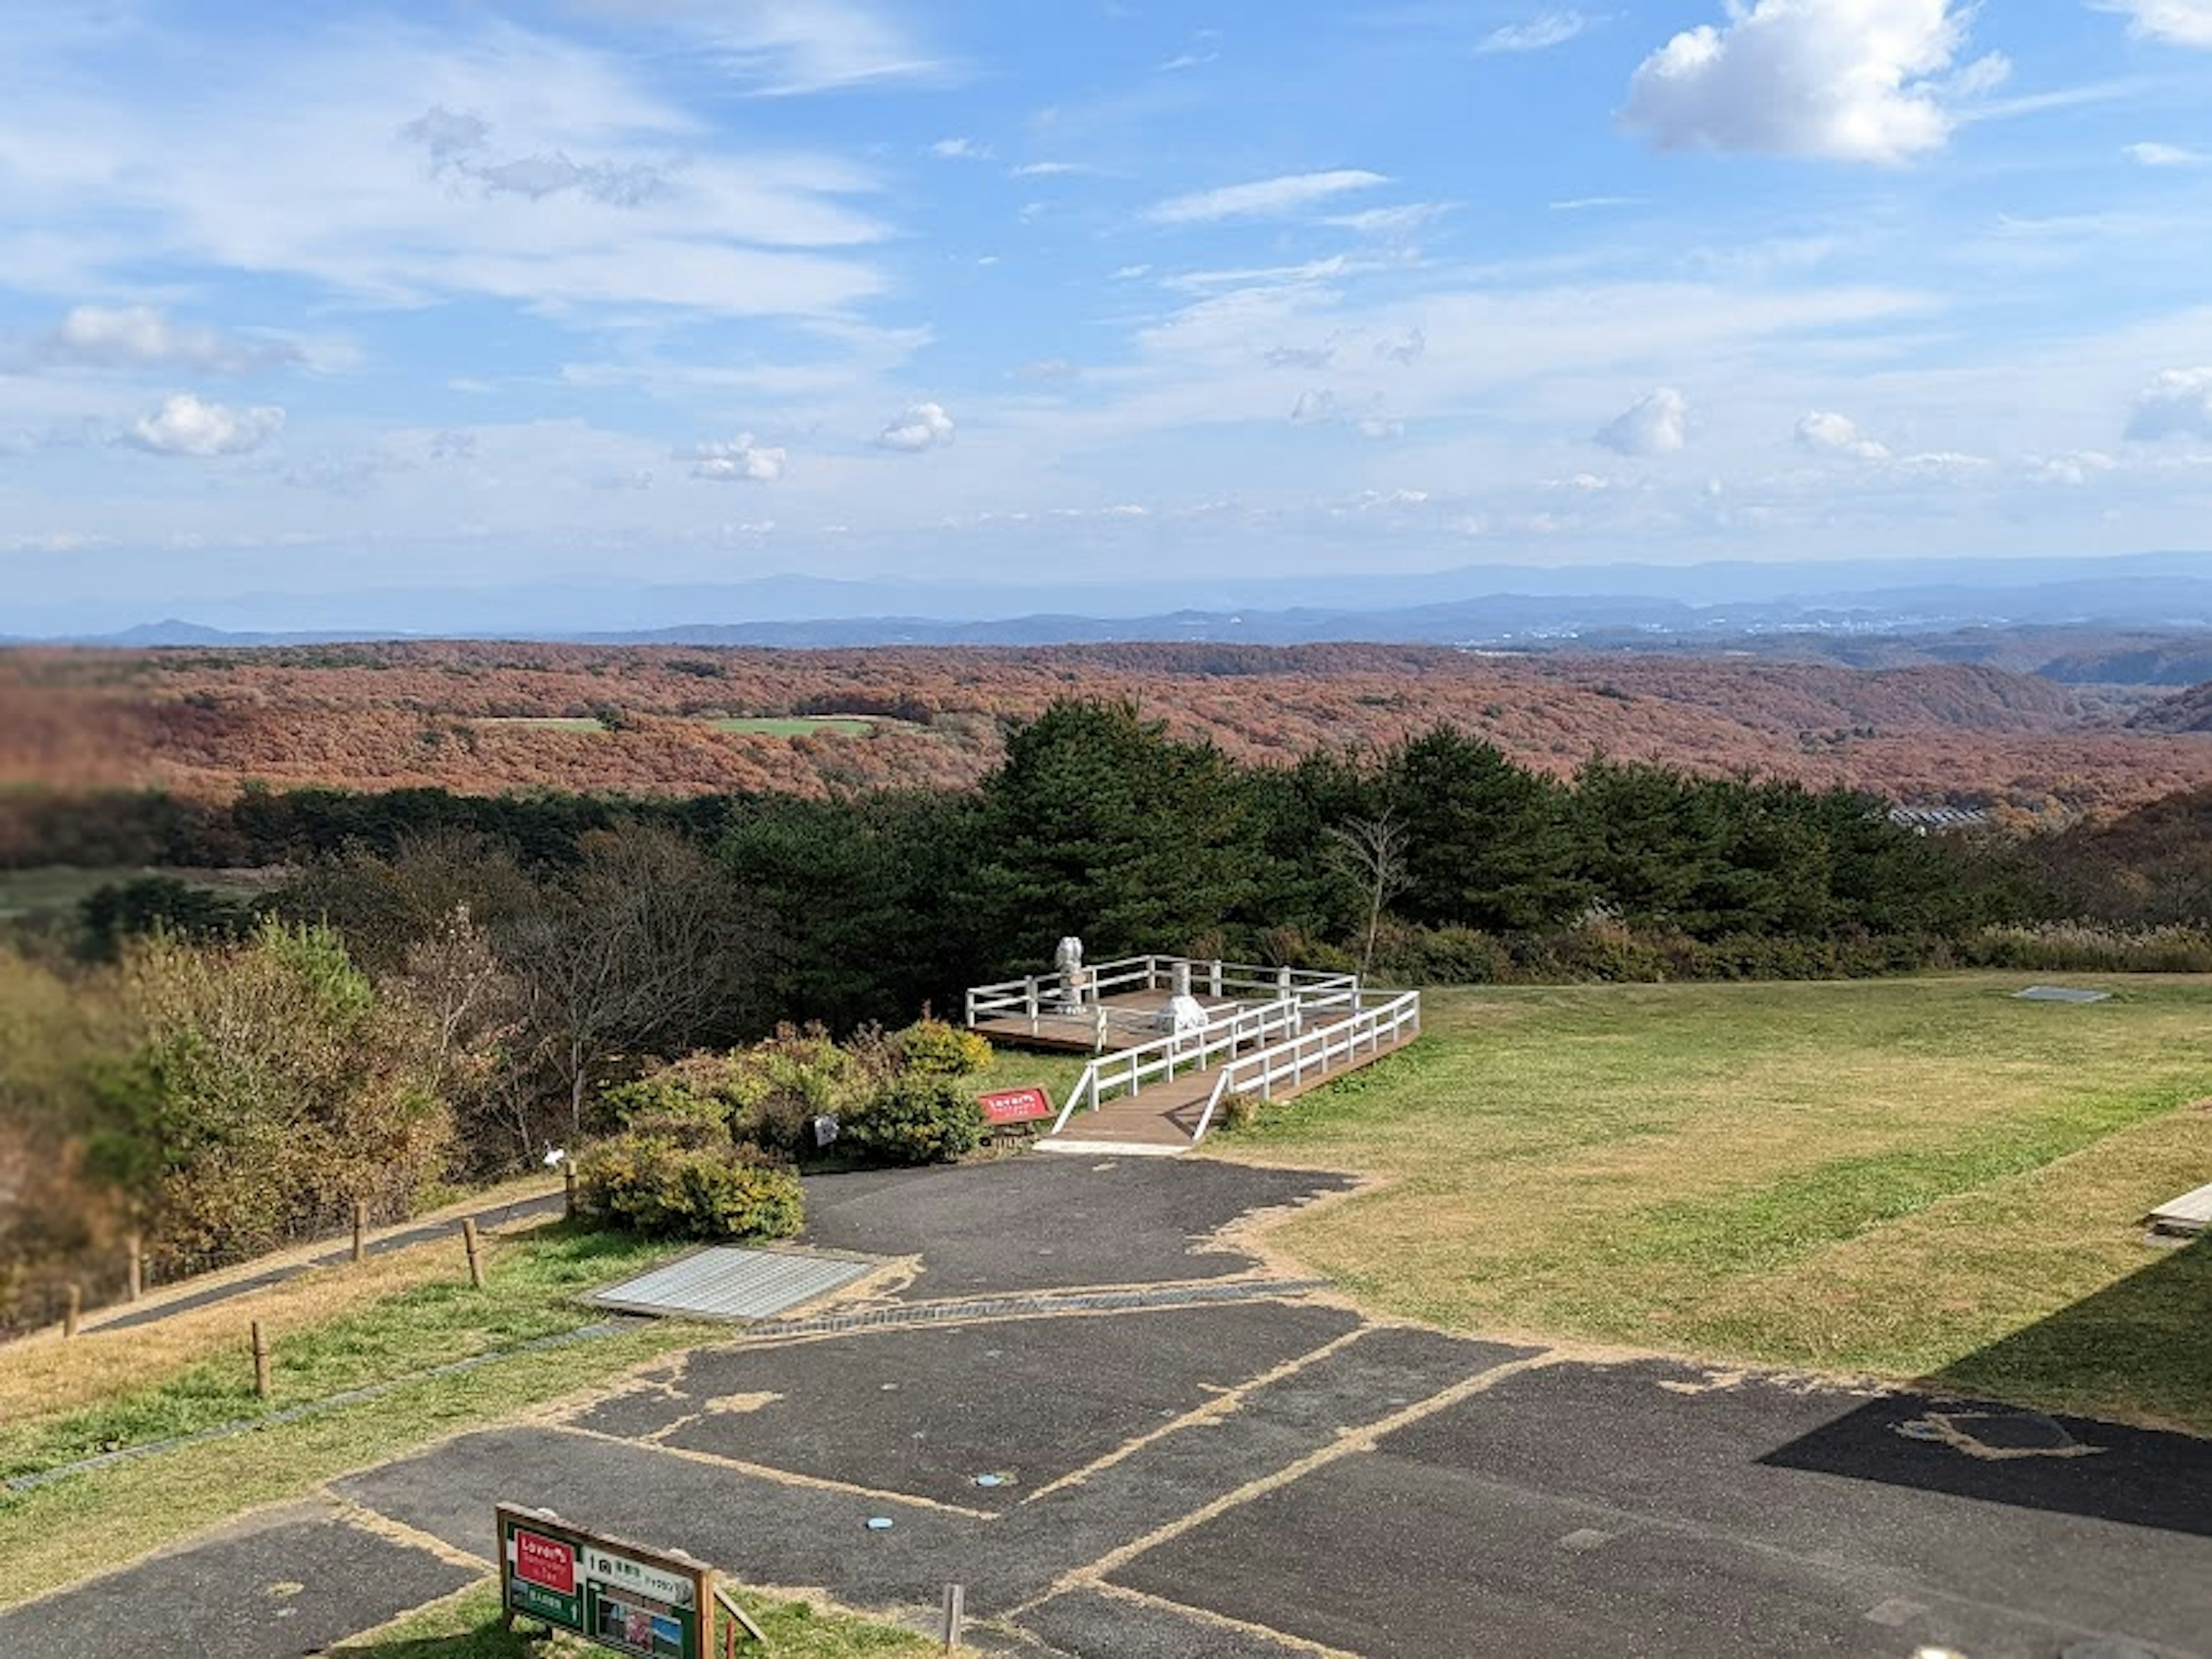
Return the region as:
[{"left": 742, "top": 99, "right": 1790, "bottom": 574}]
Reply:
[
  {"left": 574, "top": 1132, "right": 803, "bottom": 1240},
  {"left": 892, "top": 1016, "right": 992, "bottom": 1078},
  {"left": 842, "top": 1073, "right": 983, "bottom": 1166}
]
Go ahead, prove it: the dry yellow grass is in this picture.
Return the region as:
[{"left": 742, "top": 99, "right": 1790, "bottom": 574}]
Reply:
[
  {"left": 1217, "top": 974, "right": 2212, "bottom": 1429},
  {"left": 1, "top": 1177, "right": 561, "bottom": 1423}
]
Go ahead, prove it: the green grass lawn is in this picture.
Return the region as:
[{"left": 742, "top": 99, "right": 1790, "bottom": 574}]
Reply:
[
  {"left": 0, "top": 1226, "right": 675, "bottom": 1483},
  {"left": 1214, "top": 974, "right": 2212, "bottom": 1432},
  {"left": 0, "top": 1222, "right": 707, "bottom": 1607},
  {"left": 330, "top": 1580, "right": 928, "bottom": 1658},
  {"left": 708, "top": 715, "right": 878, "bottom": 737}
]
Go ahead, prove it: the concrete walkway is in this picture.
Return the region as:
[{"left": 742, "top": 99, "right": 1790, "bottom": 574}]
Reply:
[{"left": 5, "top": 1158, "right": 2207, "bottom": 1659}]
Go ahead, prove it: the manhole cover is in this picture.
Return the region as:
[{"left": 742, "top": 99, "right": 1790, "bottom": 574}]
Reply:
[{"left": 590, "top": 1247, "right": 875, "bottom": 1322}]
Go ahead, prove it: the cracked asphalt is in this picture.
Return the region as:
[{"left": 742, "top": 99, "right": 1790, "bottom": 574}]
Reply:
[{"left": 3, "top": 1156, "right": 2207, "bottom": 1659}]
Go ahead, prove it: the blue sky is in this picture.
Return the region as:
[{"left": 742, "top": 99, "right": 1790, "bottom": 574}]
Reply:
[{"left": 6, "top": 0, "right": 2212, "bottom": 623}]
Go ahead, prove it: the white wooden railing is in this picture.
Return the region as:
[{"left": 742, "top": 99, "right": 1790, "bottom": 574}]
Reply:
[
  {"left": 1048, "top": 998, "right": 1306, "bottom": 1134},
  {"left": 966, "top": 956, "right": 1360, "bottom": 1049},
  {"left": 1188, "top": 989, "right": 1422, "bottom": 1142}
]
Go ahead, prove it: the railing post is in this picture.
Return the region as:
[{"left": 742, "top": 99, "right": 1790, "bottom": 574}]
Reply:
[
  {"left": 964, "top": 988, "right": 976, "bottom": 1027},
  {"left": 1025, "top": 976, "right": 1039, "bottom": 1035},
  {"left": 1211, "top": 959, "right": 1224, "bottom": 998}
]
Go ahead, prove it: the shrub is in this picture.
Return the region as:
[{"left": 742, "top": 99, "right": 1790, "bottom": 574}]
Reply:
[
  {"left": 892, "top": 1016, "right": 991, "bottom": 1078},
  {"left": 575, "top": 1131, "right": 802, "bottom": 1240},
  {"left": 842, "top": 1073, "right": 984, "bottom": 1166}
]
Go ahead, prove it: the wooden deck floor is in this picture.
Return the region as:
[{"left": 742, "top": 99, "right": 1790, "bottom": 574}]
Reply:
[
  {"left": 1037, "top": 1028, "right": 1416, "bottom": 1153},
  {"left": 2148, "top": 1179, "right": 2212, "bottom": 1236}
]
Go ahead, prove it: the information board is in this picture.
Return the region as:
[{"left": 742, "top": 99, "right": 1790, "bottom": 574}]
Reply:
[
  {"left": 498, "top": 1504, "right": 714, "bottom": 1659},
  {"left": 978, "top": 1085, "right": 1054, "bottom": 1126}
]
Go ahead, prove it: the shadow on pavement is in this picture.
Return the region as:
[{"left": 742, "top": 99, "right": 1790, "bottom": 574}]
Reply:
[{"left": 1760, "top": 1236, "right": 2212, "bottom": 1536}]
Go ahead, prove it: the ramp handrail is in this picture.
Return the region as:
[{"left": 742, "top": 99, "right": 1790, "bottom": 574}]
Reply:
[
  {"left": 1049, "top": 997, "right": 1305, "bottom": 1134},
  {"left": 1190, "top": 989, "right": 1422, "bottom": 1142}
]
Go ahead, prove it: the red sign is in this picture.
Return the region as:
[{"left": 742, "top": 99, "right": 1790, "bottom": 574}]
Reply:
[
  {"left": 978, "top": 1086, "right": 1054, "bottom": 1126},
  {"left": 516, "top": 1529, "right": 577, "bottom": 1595}
]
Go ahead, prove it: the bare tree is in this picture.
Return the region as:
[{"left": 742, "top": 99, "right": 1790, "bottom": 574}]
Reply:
[
  {"left": 499, "top": 823, "right": 761, "bottom": 1137},
  {"left": 1323, "top": 812, "right": 1412, "bottom": 979}
]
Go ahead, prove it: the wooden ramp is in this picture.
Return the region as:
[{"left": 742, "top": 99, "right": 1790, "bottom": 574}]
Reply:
[
  {"left": 1037, "top": 1026, "right": 1418, "bottom": 1156},
  {"left": 2147, "top": 1180, "right": 2212, "bottom": 1237}
]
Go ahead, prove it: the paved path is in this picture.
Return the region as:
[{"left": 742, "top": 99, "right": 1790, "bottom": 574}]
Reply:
[{"left": 5, "top": 1158, "right": 2207, "bottom": 1659}]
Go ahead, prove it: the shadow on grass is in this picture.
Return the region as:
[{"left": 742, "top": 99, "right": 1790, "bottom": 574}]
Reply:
[{"left": 1760, "top": 1235, "right": 2212, "bottom": 1535}]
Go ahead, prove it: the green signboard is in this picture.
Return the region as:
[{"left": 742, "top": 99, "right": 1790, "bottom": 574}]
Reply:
[{"left": 497, "top": 1504, "right": 714, "bottom": 1659}]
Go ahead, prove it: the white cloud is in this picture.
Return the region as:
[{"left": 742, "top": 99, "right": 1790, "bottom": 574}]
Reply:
[
  {"left": 930, "top": 137, "right": 990, "bottom": 160},
  {"left": 1478, "top": 11, "right": 1595, "bottom": 54},
  {"left": 1289, "top": 388, "right": 1338, "bottom": 423},
  {"left": 1146, "top": 170, "right": 1389, "bottom": 225},
  {"left": 26, "top": 305, "right": 301, "bottom": 374},
  {"left": 876, "top": 401, "right": 955, "bottom": 450},
  {"left": 1356, "top": 415, "right": 1405, "bottom": 440},
  {"left": 2098, "top": 1, "right": 2212, "bottom": 47},
  {"left": 1594, "top": 387, "right": 1689, "bottom": 456},
  {"left": 1623, "top": 1, "right": 1991, "bottom": 164},
  {"left": 1794, "top": 408, "right": 1892, "bottom": 460},
  {"left": 2125, "top": 141, "right": 2207, "bottom": 165},
  {"left": 2028, "top": 450, "right": 2118, "bottom": 486},
  {"left": 1009, "top": 161, "right": 1094, "bottom": 178},
  {"left": 666, "top": 1, "right": 949, "bottom": 95},
  {"left": 1326, "top": 203, "right": 1454, "bottom": 236},
  {"left": 687, "top": 434, "right": 787, "bottom": 481},
  {"left": 123, "top": 392, "right": 285, "bottom": 456},
  {"left": 2126, "top": 367, "right": 2212, "bottom": 440}
]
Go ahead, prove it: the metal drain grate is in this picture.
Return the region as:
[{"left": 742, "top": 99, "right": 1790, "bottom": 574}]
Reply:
[{"left": 590, "top": 1247, "right": 876, "bottom": 1322}]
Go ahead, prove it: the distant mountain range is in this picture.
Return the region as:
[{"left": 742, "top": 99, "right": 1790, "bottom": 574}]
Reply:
[{"left": 16, "top": 552, "right": 2212, "bottom": 675}]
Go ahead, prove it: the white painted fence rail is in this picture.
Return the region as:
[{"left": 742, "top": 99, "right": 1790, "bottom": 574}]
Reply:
[
  {"left": 1049, "top": 998, "right": 1306, "bottom": 1134},
  {"left": 966, "top": 956, "right": 1360, "bottom": 1047},
  {"left": 1190, "top": 989, "right": 1422, "bottom": 1141}
]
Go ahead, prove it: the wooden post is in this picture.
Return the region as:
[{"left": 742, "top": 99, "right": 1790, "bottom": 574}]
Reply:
[
  {"left": 351, "top": 1198, "right": 368, "bottom": 1265},
  {"left": 462, "top": 1218, "right": 485, "bottom": 1289},
  {"left": 63, "top": 1282, "right": 81, "bottom": 1339},
  {"left": 1024, "top": 976, "right": 1039, "bottom": 1034},
  {"left": 940, "top": 1584, "right": 965, "bottom": 1653},
  {"left": 126, "top": 1231, "right": 143, "bottom": 1302},
  {"left": 1211, "top": 958, "right": 1224, "bottom": 998},
  {"left": 563, "top": 1161, "right": 578, "bottom": 1219},
  {"left": 251, "top": 1320, "right": 271, "bottom": 1398}
]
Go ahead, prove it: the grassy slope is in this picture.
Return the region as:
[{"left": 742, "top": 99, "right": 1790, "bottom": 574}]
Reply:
[
  {"left": 1218, "top": 974, "right": 2212, "bottom": 1431},
  {"left": 331, "top": 1580, "right": 927, "bottom": 1658},
  {"left": 0, "top": 1222, "right": 706, "bottom": 1607}
]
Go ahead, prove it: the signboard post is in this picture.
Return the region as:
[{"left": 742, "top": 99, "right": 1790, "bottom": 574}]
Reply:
[
  {"left": 976, "top": 1085, "right": 1054, "bottom": 1128},
  {"left": 497, "top": 1504, "right": 723, "bottom": 1659}
]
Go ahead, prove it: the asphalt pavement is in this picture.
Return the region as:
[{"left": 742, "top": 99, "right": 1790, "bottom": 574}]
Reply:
[{"left": 3, "top": 1157, "right": 2206, "bottom": 1659}]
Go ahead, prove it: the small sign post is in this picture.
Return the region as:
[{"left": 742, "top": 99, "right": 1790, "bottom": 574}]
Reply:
[
  {"left": 976, "top": 1086, "right": 1054, "bottom": 1128},
  {"left": 498, "top": 1504, "right": 730, "bottom": 1659}
]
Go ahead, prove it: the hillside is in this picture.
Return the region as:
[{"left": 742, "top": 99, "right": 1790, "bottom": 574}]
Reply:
[
  {"left": 6, "top": 641, "right": 2211, "bottom": 812},
  {"left": 2128, "top": 680, "right": 2212, "bottom": 734}
]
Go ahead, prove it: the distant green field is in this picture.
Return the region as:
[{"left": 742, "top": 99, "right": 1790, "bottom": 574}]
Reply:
[
  {"left": 1216, "top": 974, "right": 2212, "bottom": 1433},
  {"left": 709, "top": 715, "right": 877, "bottom": 737},
  {"left": 0, "top": 866, "right": 272, "bottom": 923},
  {"left": 475, "top": 716, "right": 606, "bottom": 732}
]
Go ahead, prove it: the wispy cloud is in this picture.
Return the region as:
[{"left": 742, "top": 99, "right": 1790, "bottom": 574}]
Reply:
[
  {"left": 2125, "top": 139, "right": 2207, "bottom": 165},
  {"left": 21, "top": 306, "right": 304, "bottom": 376},
  {"left": 1146, "top": 169, "right": 1388, "bottom": 225},
  {"left": 2096, "top": 1, "right": 2212, "bottom": 48},
  {"left": 1478, "top": 10, "right": 1596, "bottom": 54}
]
